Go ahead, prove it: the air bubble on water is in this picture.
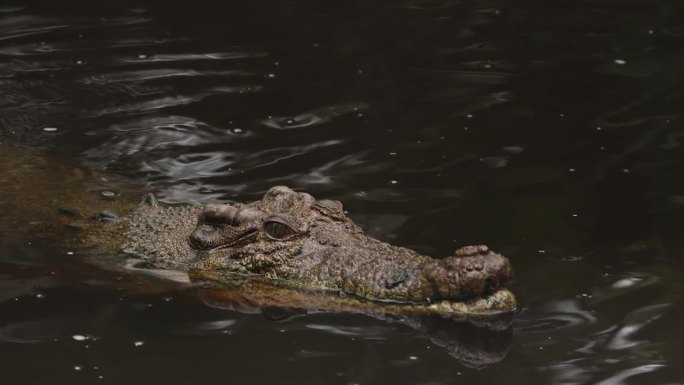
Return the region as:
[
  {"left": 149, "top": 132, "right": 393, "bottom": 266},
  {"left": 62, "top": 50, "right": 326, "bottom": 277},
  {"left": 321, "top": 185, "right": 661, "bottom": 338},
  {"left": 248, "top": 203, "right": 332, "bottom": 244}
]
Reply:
[
  {"left": 42, "top": 127, "right": 58, "bottom": 132},
  {"left": 596, "top": 126, "right": 602, "bottom": 130},
  {"left": 409, "top": 356, "right": 418, "bottom": 360},
  {"left": 569, "top": 168, "right": 576, "bottom": 172},
  {"left": 538, "top": 250, "right": 546, "bottom": 253},
  {"left": 100, "top": 191, "right": 116, "bottom": 200},
  {"left": 72, "top": 335, "right": 87, "bottom": 341},
  {"left": 503, "top": 146, "right": 524, "bottom": 154},
  {"left": 622, "top": 169, "right": 630, "bottom": 173},
  {"left": 232, "top": 128, "right": 243, "bottom": 133},
  {"left": 390, "top": 180, "right": 398, "bottom": 184},
  {"left": 612, "top": 277, "right": 641, "bottom": 289},
  {"left": 267, "top": 73, "right": 275, "bottom": 78},
  {"left": 76, "top": 60, "right": 84, "bottom": 65},
  {"left": 36, "top": 293, "right": 45, "bottom": 299},
  {"left": 138, "top": 54, "right": 147, "bottom": 59},
  {"left": 467, "top": 114, "right": 473, "bottom": 118},
  {"left": 74, "top": 366, "right": 82, "bottom": 371},
  {"left": 614, "top": 59, "right": 626, "bottom": 65},
  {"left": 134, "top": 341, "right": 144, "bottom": 347}
]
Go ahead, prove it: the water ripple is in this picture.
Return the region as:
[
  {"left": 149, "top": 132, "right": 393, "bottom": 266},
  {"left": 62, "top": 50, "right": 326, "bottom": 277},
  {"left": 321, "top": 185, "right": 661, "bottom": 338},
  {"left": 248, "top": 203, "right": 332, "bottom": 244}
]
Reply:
[
  {"left": 121, "top": 51, "right": 268, "bottom": 63},
  {"left": 306, "top": 323, "right": 392, "bottom": 338},
  {"left": 80, "top": 68, "right": 255, "bottom": 84},
  {"left": 0, "top": 6, "right": 25, "bottom": 13},
  {"left": 0, "top": 17, "right": 67, "bottom": 43},
  {"left": 516, "top": 299, "right": 597, "bottom": 334},
  {"left": 262, "top": 103, "right": 369, "bottom": 129},
  {"left": 594, "top": 364, "right": 664, "bottom": 385},
  {"left": 174, "top": 319, "right": 237, "bottom": 336},
  {"left": 604, "top": 303, "right": 670, "bottom": 351}
]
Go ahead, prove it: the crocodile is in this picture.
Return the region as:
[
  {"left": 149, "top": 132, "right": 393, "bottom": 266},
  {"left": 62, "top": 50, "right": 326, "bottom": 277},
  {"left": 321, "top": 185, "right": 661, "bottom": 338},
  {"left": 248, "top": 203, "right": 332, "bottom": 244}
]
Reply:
[
  {"left": 1, "top": 143, "right": 516, "bottom": 320},
  {"left": 113, "top": 185, "right": 515, "bottom": 316}
]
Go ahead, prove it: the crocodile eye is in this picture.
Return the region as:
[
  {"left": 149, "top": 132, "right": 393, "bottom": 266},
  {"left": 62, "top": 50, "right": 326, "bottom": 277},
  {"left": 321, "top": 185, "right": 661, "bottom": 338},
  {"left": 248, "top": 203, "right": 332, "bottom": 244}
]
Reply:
[{"left": 263, "top": 220, "right": 296, "bottom": 240}]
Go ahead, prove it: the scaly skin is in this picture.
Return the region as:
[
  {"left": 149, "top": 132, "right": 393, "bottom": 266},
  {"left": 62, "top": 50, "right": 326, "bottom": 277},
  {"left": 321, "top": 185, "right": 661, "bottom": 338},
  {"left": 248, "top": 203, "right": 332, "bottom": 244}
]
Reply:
[
  {"left": 122, "top": 186, "right": 515, "bottom": 313},
  {"left": 194, "top": 270, "right": 517, "bottom": 321}
]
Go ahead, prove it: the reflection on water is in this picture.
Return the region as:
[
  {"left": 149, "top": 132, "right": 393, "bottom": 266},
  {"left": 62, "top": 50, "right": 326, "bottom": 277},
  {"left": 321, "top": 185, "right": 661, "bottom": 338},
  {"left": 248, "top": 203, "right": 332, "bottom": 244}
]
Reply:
[{"left": 2, "top": 0, "right": 684, "bottom": 383}]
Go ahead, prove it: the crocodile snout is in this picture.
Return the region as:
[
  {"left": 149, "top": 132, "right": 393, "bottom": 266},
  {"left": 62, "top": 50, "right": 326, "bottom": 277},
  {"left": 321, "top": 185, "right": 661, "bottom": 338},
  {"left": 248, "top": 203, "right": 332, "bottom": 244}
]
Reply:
[{"left": 425, "top": 245, "right": 512, "bottom": 300}]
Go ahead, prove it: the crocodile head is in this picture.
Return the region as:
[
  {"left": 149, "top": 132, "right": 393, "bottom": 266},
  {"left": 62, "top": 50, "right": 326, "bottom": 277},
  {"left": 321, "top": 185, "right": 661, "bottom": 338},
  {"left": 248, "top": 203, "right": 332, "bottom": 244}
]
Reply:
[{"left": 186, "top": 186, "right": 513, "bottom": 306}]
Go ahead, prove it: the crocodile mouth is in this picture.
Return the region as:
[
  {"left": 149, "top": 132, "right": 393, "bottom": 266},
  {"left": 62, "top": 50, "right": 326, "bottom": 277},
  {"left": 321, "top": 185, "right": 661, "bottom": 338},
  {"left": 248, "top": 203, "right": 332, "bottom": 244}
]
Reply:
[
  {"left": 206, "top": 228, "right": 259, "bottom": 253},
  {"left": 189, "top": 269, "right": 517, "bottom": 318}
]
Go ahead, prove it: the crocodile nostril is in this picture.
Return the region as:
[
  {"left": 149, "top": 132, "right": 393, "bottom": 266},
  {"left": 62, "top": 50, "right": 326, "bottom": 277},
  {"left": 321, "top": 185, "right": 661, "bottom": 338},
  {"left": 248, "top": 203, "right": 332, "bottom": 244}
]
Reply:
[{"left": 484, "top": 278, "right": 499, "bottom": 294}]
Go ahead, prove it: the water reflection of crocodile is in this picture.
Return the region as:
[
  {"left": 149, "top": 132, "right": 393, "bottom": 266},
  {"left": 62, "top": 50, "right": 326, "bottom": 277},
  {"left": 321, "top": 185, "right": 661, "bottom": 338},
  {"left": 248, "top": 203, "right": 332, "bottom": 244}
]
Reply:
[
  {"left": 196, "top": 277, "right": 513, "bottom": 368},
  {"left": 1, "top": 143, "right": 515, "bottom": 365}
]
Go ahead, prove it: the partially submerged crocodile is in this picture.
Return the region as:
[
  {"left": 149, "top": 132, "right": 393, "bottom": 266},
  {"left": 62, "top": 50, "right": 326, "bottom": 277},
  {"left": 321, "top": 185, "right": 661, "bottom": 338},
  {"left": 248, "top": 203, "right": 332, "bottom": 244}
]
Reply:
[
  {"left": 1, "top": 143, "right": 515, "bottom": 320},
  {"left": 113, "top": 186, "right": 516, "bottom": 318},
  {"left": 1, "top": 142, "right": 516, "bottom": 366}
]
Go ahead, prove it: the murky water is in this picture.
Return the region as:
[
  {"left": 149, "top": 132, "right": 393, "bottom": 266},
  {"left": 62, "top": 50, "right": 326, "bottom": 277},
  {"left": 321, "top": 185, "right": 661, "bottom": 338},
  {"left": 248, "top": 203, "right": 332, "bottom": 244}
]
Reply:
[{"left": 2, "top": 0, "right": 684, "bottom": 384}]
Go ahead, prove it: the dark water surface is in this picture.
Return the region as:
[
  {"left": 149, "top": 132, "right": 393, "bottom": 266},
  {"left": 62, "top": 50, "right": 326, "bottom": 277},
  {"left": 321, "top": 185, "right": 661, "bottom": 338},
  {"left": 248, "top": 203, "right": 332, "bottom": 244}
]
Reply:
[{"left": 2, "top": 0, "right": 684, "bottom": 384}]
